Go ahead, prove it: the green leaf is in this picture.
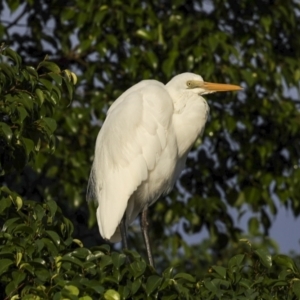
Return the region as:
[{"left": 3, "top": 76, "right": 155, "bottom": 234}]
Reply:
[
  {"left": 162, "top": 50, "right": 179, "bottom": 77},
  {"left": 39, "top": 78, "right": 53, "bottom": 92},
  {"left": 104, "top": 289, "right": 120, "bottom": 300},
  {"left": 228, "top": 254, "right": 245, "bottom": 269},
  {"left": 70, "top": 71, "right": 77, "bottom": 85},
  {"left": 244, "top": 187, "right": 261, "bottom": 204},
  {"left": 92, "top": 244, "right": 110, "bottom": 254},
  {"left": 61, "top": 7, "right": 76, "bottom": 21},
  {"left": 173, "top": 272, "right": 196, "bottom": 282},
  {"left": 18, "top": 94, "right": 34, "bottom": 112},
  {"left": 38, "top": 61, "right": 61, "bottom": 73},
  {"left": 19, "top": 262, "right": 34, "bottom": 275},
  {"left": 73, "top": 239, "right": 83, "bottom": 247},
  {"left": 35, "top": 240, "right": 44, "bottom": 252},
  {"left": 64, "top": 69, "right": 74, "bottom": 83},
  {"left": 53, "top": 292, "right": 62, "bottom": 300},
  {"left": 60, "top": 255, "right": 84, "bottom": 268},
  {"left": 2, "top": 217, "right": 21, "bottom": 232},
  {"left": 16, "top": 251, "right": 22, "bottom": 266},
  {"left": 7, "top": 271, "right": 26, "bottom": 295},
  {"left": 261, "top": 16, "right": 272, "bottom": 33},
  {"left": 160, "top": 282, "right": 175, "bottom": 295},
  {"left": 239, "top": 278, "right": 252, "bottom": 289},
  {"left": 17, "top": 106, "right": 28, "bottom": 123},
  {"left": 111, "top": 252, "right": 126, "bottom": 269},
  {"left": 130, "top": 260, "right": 146, "bottom": 279},
  {"left": 45, "top": 230, "right": 61, "bottom": 246},
  {"left": 136, "top": 29, "right": 152, "bottom": 41},
  {"left": 21, "top": 138, "right": 35, "bottom": 156},
  {"left": 48, "top": 72, "right": 63, "bottom": 85},
  {"left": 42, "top": 118, "right": 57, "bottom": 133},
  {"left": 131, "top": 279, "right": 141, "bottom": 295},
  {"left": 34, "top": 204, "right": 45, "bottom": 220},
  {"left": 71, "top": 248, "right": 91, "bottom": 259},
  {"left": 0, "top": 122, "right": 13, "bottom": 141},
  {"left": 5, "top": 280, "right": 18, "bottom": 296},
  {"left": 146, "top": 275, "right": 162, "bottom": 295},
  {"left": 0, "top": 197, "right": 12, "bottom": 214},
  {"left": 26, "top": 66, "right": 38, "bottom": 77},
  {"left": 106, "top": 34, "right": 118, "bottom": 48},
  {"left": 41, "top": 237, "right": 59, "bottom": 256},
  {"left": 0, "top": 186, "right": 13, "bottom": 195},
  {"left": 293, "top": 280, "right": 300, "bottom": 298},
  {"left": 122, "top": 249, "right": 140, "bottom": 260},
  {"left": 12, "top": 224, "right": 34, "bottom": 235},
  {"left": 14, "top": 196, "right": 23, "bottom": 211},
  {"left": 273, "top": 255, "right": 298, "bottom": 273},
  {"left": 35, "top": 88, "right": 45, "bottom": 106},
  {"left": 255, "top": 249, "right": 272, "bottom": 269},
  {"left": 118, "top": 286, "right": 130, "bottom": 299},
  {"left": 0, "top": 63, "right": 14, "bottom": 79},
  {"left": 66, "top": 116, "right": 78, "bottom": 133},
  {"left": 35, "top": 267, "right": 50, "bottom": 282},
  {"left": 4, "top": 48, "right": 22, "bottom": 66},
  {"left": 248, "top": 217, "right": 260, "bottom": 235},
  {"left": 99, "top": 255, "right": 113, "bottom": 270},
  {"left": 145, "top": 51, "right": 158, "bottom": 69},
  {"left": 0, "top": 259, "right": 14, "bottom": 274},
  {"left": 81, "top": 279, "right": 104, "bottom": 294},
  {"left": 63, "top": 285, "right": 79, "bottom": 296},
  {"left": 46, "top": 200, "right": 57, "bottom": 217},
  {"left": 162, "top": 266, "right": 174, "bottom": 278},
  {"left": 212, "top": 266, "right": 227, "bottom": 279},
  {"left": 203, "top": 278, "right": 218, "bottom": 293},
  {"left": 63, "top": 77, "right": 74, "bottom": 100}
]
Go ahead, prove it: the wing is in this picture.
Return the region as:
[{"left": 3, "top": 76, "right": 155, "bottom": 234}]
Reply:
[{"left": 88, "top": 80, "right": 174, "bottom": 241}]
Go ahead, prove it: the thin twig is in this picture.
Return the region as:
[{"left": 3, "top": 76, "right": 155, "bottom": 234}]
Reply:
[{"left": 6, "top": 4, "right": 29, "bottom": 30}]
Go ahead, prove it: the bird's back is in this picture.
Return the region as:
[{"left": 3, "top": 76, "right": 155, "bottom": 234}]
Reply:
[{"left": 88, "top": 80, "right": 179, "bottom": 241}]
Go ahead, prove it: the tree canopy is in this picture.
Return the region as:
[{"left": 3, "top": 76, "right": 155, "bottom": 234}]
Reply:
[{"left": 1, "top": 0, "right": 300, "bottom": 298}]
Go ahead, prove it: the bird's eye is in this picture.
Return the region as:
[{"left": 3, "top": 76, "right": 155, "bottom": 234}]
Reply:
[{"left": 186, "top": 81, "right": 192, "bottom": 88}]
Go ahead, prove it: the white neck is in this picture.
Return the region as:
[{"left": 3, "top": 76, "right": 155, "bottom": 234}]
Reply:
[{"left": 170, "top": 91, "right": 210, "bottom": 158}]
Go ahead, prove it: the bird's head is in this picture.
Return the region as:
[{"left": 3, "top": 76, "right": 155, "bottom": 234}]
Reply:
[{"left": 166, "top": 72, "right": 242, "bottom": 96}]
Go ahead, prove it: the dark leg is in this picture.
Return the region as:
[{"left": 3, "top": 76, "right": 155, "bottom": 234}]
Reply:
[
  {"left": 140, "top": 208, "right": 155, "bottom": 267},
  {"left": 120, "top": 215, "right": 128, "bottom": 250}
]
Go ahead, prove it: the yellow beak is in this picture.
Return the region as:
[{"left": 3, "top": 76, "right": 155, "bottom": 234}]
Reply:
[{"left": 203, "top": 81, "right": 243, "bottom": 92}]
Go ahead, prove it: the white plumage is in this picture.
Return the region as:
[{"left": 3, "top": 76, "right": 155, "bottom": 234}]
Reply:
[{"left": 87, "top": 72, "right": 241, "bottom": 242}]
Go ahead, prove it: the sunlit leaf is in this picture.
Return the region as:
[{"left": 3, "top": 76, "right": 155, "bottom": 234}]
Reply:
[
  {"left": 38, "top": 61, "right": 61, "bottom": 73},
  {"left": 255, "top": 249, "right": 272, "bottom": 269},
  {"left": 104, "top": 289, "right": 120, "bottom": 300},
  {"left": 0, "top": 122, "right": 13, "bottom": 141}
]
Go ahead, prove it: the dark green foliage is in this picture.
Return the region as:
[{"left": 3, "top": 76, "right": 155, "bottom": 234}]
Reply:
[
  {"left": 0, "top": 47, "right": 76, "bottom": 174},
  {"left": 1, "top": 185, "right": 300, "bottom": 298}
]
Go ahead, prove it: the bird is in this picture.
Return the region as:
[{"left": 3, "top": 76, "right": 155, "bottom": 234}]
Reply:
[{"left": 87, "top": 72, "right": 242, "bottom": 267}]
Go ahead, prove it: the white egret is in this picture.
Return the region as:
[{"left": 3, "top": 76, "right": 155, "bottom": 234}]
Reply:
[{"left": 87, "top": 72, "right": 242, "bottom": 266}]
